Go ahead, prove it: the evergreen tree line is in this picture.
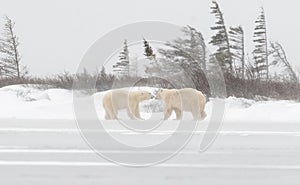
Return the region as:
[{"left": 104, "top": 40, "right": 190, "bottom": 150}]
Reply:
[
  {"left": 208, "top": 1, "right": 299, "bottom": 99},
  {"left": 111, "top": 1, "right": 300, "bottom": 100},
  {"left": 0, "top": 3, "right": 300, "bottom": 101}
]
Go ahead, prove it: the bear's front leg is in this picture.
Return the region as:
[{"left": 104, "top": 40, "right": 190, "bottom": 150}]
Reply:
[
  {"left": 127, "top": 108, "right": 137, "bottom": 120},
  {"left": 127, "top": 103, "right": 140, "bottom": 120},
  {"left": 134, "top": 104, "right": 143, "bottom": 120},
  {"left": 164, "top": 108, "right": 172, "bottom": 120},
  {"left": 174, "top": 108, "right": 182, "bottom": 120},
  {"left": 132, "top": 104, "right": 144, "bottom": 120}
]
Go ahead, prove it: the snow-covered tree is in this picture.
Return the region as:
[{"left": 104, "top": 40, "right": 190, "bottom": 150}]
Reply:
[
  {"left": 0, "top": 16, "right": 26, "bottom": 79},
  {"left": 269, "top": 42, "right": 297, "bottom": 83},
  {"left": 144, "top": 38, "right": 160, "bottom": 76},
  {"left": 159, "top": 25, "right": 207, "bottom": 71},
  {"left": 210, "top": 1, "right": 233, "bottom": 74},
  {"left": 100, "top": 66, "right": 108, "bottom": 79},
  {"left": 129, "top": 55, "right": 139, "bottom": 77},
  {"left": 253, "top": 8, "right": 269, "bottom": 80},
  {"left": 158, "top": 26, "right": 209, "bottom": 93},
  {"left": 96, "top": 66, "right": 114, "bottom": 91},
  {"left": 113, "top": 40, "right": 130, "bottom": 76},
  {"left": 229, "top": 26, "right": 245, "bottom": 79}
]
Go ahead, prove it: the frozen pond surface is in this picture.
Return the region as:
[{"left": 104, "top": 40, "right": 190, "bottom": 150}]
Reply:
[{"left": 0, "top": 119, "right": 300, "bottom": 185}]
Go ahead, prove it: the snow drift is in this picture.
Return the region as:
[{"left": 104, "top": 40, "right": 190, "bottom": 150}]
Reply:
[{"left": 0, "top": 85, "right": 299, "bottom": 123}]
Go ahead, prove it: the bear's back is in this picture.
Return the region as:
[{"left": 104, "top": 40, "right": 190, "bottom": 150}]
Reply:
[
  {"left": 178, "top": 88, "right": 202, "bottom": 110},
  {"left": 105, "top": 89, "right": 129, "bottom": 109}
]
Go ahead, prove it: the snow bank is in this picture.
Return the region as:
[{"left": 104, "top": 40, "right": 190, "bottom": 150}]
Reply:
[
  {"left": 0, "top": 85, "right": 299, "bottom": 123},
  {"left": 224, "top": 98, "right": 300, "bottom": 123},
  {"left": 0, "top": 85, "right": 74, "bottom": 119}
]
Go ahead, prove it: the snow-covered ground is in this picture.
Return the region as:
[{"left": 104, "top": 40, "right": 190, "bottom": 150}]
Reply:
[
  {"left": 1, "top": 85, "right": 300, "bottom": 184},
  {"left": 0, "top": 84, "right": 299, "bottom": 123}
]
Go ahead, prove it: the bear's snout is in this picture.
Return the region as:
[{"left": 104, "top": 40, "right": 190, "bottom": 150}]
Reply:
[{"left": 154, "top": 93, "right": 161, "bottom": 99}]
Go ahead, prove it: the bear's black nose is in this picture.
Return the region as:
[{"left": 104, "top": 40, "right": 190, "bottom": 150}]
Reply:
[{"left": 151, "top": 95, "right": 155, "bottom": 99}]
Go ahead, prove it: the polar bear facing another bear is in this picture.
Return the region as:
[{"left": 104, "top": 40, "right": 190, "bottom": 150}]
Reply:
[
  {"left": 102, "top": 88, "right": 207, "bottom": 120},
  {"left": 102, "top": 89, "right": 153, "bottom": 120},
  {"left": 155, "top": 88, "right": 207, "bottom": 120}
]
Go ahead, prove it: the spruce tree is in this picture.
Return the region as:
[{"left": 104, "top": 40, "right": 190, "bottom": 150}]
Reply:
[
  {"left": 158, "top": 26, "right": 209, "bottom": 92},
  {"left": 159, "top": 25, "right": 207, "bottom": 71},
  {"left": 143, "top": 38, "right": 156, "bottom": 61},
  {"left": 269, "top": 42, "right": 297, "bottom": 83},
  {"left": 0, "top": 16, "right": 24, "bottom": 79},
  {"left": 209, "top": 1, "right": 232, "bottom": 74},
  {"left": 113, "top": 40, "right": 130, "bottom": 76},
  {"left": 100, "top": 66, "right": 107, "bottom": 79},
  {"left": 229, "top": 26, "right": 245, "bottom": 79},
  {"left": 143, "top": 38, "right": 160, "bottom": 75},
  {"left": 253, "top": 7, "right": 269, "bottom": 80}
]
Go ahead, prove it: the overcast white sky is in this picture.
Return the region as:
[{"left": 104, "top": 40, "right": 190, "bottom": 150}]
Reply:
[{"left": 0, "top": 0, "right": 299, "bottom": 76}]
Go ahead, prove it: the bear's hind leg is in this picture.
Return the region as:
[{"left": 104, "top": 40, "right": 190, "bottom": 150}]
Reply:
[
  {"left": 200, "top": 111, "right": 207, "bottom": 120},
  {"left": 104, "top": 109, "right": 117, "bottom": 120},
  {"left": 103, "top": 103, "right": 113, "bottom": 120},
  {"left": 111, "top": 112, "right": 118, "bottom": 119},
  {"left": 109, "top": 106, "right": 118, "bottom": 120},
  {"left": 191, "top": 110, "right": 201, "bottom": 120},
  {"left": 198, "top": 93, "right": 207, "bottom": 120},
  {"left": 105, "top": 111, "right": 111, "bottom": 120}
]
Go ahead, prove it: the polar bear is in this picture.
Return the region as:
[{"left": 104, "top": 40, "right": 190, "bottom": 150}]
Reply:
[
  {"left": 102, "top": 89, "right": 153, "bottom": 120},
  {"left": 155, "top": 88, "right": 207, "bottom": 120}
]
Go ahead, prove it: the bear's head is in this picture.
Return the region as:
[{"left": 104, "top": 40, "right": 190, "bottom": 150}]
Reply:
[
  {"left": 135, "top": 90, "right": 154, "bottom": 102},
  {"left": 155, "top": 89, "right": 167, "bottom": 99}
]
